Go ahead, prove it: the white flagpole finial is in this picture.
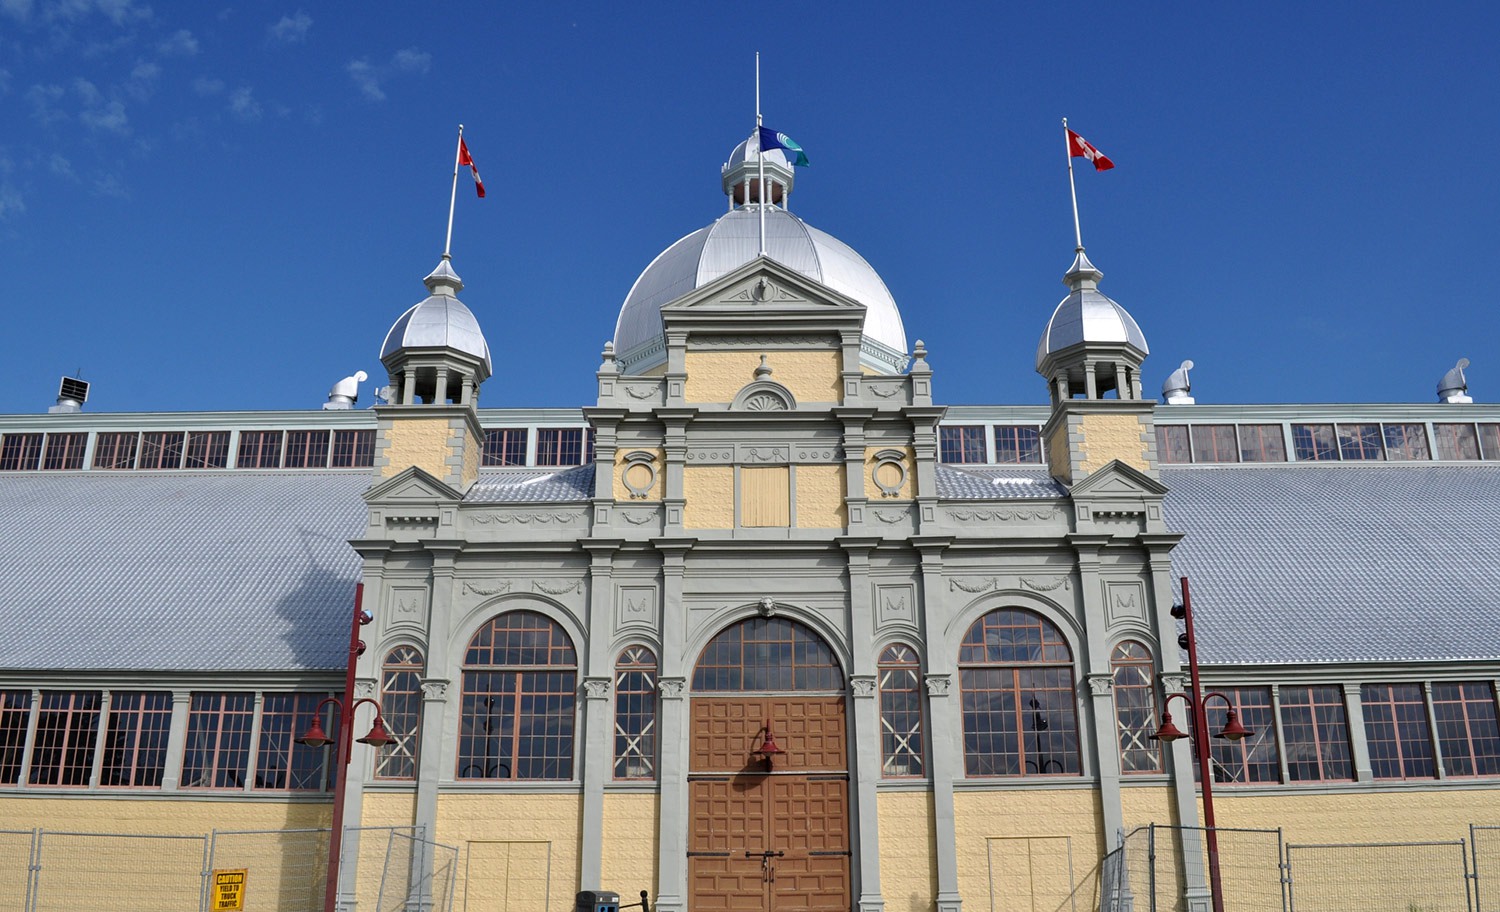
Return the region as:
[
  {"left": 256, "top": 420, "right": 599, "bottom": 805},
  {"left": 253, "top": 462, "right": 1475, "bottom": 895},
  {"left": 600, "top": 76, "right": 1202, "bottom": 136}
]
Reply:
[
  {"left": 1063, "top": 117, "right": 1083, "bottom": 250},
  {"left": 444, "top": 125, "right": 464, "bottom": 258},
  {"left": 756, "top": 52, "right": 766, "bottom": 256}
]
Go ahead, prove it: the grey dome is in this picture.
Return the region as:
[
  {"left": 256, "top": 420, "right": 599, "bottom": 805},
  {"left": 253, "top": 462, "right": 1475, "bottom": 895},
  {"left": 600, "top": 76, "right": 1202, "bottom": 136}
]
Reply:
[
  {"left": 381, "top": 257, "right": 493, "bottom": 375},
  {"left": 1035, "top": 249, "right": 1148, "bottom": 369},
  {"left": 613, "top": 207, "right": 908, "bottom": 373}
]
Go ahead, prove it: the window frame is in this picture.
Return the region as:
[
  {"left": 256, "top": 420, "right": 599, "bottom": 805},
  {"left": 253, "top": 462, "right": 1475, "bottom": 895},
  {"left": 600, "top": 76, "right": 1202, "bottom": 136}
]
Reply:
[
  {"left": 1277, "top": 685, "right": 1354, "bottom": 782},
  {"left": 1360, "top": 683, "right": 1436, "bottom": 780},
  {"left": 1111, "top": 641, "right": 1162, "bottom": 774},
  {"left": 613, "top": 645, "right": 658, "bottom": 781},
  {"left": 938, "top": 426, "right": 988, "bottom": 464},
  {"left": 99, "top": 691, "right": 173, "bottom": 788},
  {"left": 458, "top": 612, "right": 578, "bottom": 781},
  {"left": 376, "top": 647, "right": 425, "bottom": 780},
  {"left": 992, "top": 425, "right": 1042, "bottom": 464},
  {"left": 877, "top": 643, "right": 926, "bottom": 778},
  {"left": 28, "top": 690, "right": 102, "bottom": 787},
  {"left": 1200, "top": 687, "right": 1280, "bottom": 785}
]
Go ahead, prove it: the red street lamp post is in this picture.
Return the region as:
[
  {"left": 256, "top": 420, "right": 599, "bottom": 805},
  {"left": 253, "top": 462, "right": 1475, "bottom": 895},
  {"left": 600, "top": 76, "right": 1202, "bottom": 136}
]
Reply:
[
  {"left": 1149, "top": 577, "right": 1254, "bottom": 912},
  {"left": 296, "top": 583, "right": 396, "bottom": 912}
]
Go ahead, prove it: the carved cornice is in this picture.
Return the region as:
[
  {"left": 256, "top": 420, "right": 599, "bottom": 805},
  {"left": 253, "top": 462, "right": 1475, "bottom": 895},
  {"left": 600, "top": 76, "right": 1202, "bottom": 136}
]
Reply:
[
  {"left": 583, "top": 678, "right": 612, "bottom": 700},
  {"left": 421, "top": 679, "right": 450, "bottom": 700},
  {"left": 949, "top": 577, "right": 999, "bottom": 594},
  {"left": 850, "top": 675, "right": 877, "bottom": 698},
  {"left": 469, "top": 510, "right": 586, "bottom": 525},
  {"left": 1085, "top": 674, "right": 1114, "bottom": 696},
  {"left": 1020, "top": 576, "right": 1071, "bottom": 592},
  {"left": 924, "top": 674, "right": 952, "bottom": 697},
  {"left": 658, "top": 677, "right": 687, "bottom": 699},
  {"left": 532, "top": 579, "right": 585, "bottom": 596},
  {"left": 463, "top": 580, "right": 514, "bottom": 597},
  {"left": 945, "top": 507, "right": 1061, "bottom": 523}
]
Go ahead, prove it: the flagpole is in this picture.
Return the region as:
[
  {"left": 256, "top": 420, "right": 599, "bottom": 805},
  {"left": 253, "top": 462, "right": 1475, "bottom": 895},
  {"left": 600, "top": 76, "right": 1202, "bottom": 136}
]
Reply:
[
  {"left": 444, "top": 124, "right": 464, "bottom": 258},
  {"left": 756, "top": 52, "right": 766, "bottom": 257},
  {"left": 1062, "top": 117, "right": 1083, "bottom": 250}
]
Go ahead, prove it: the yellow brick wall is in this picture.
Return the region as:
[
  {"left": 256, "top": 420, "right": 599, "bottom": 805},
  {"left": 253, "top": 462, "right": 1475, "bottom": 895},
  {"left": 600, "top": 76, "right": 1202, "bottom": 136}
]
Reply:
[
  {"left": 683, "top": 465, "right": 734, "bottom": 529},
  {"left": 438, "top": 793, "right": 582, "bottom": 912},
  {"left": 1046, "top": 420, "right": 1072, "bottom": 484},
  {"left": 795, "top": 465, "right": 847, "bottom": 529},
  {"left": 878, "top": 790, "right": 937, "bottom": 912},
  {"left": 601, "top": 793, "right": 659, "bottom": 899},
  {"left": 612, "top": 447, "right": 666, "bottom": 502},
  {"left": 953, "top": 789, "right": 1105, "bottom": 912},
  {"left": 1078, "top": 413, "right": 1149, "bottom": 475},
  {"left": 864, "top": 446, "right": 916, "bottom": 500},
  {"left": 1119, "top": 783, "right": 1180, "bottom": 831},
  {"left": 1207, "top": 786, "right": 1500, "bottom": 844},
  {"left": 683, "top": 351, "right": 842, "bottom": 404},
  {"left": 462, "top": 423, "right": 482, "bottom": 488},
  {"left": 0, "top": 796, "right": 332, "bottom": 912},
  {"left": 381, "top": 417, "right": 454, "bottom": 479}
]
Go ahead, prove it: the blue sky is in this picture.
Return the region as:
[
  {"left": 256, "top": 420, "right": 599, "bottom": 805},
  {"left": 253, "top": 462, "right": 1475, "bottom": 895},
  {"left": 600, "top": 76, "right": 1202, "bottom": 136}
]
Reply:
[{"left": 1, "top": 3, "right": 1496, "bottom": 414}]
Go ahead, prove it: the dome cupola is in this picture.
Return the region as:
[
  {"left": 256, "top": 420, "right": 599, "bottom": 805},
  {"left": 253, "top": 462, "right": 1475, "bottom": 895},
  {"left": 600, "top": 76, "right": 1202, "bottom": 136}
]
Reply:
[
  {"left": 380, "top": 255, "right": 493, "bottom": 406},
  {"left": 1036, "top": 248, "right": 1148, "bottom": 403}
]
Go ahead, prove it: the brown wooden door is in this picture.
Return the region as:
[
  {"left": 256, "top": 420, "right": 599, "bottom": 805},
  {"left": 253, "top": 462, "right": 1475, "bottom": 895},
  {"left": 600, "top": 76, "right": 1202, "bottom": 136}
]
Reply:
[{"left": 689, "top": 696, "right": 850, "bottom": 912}]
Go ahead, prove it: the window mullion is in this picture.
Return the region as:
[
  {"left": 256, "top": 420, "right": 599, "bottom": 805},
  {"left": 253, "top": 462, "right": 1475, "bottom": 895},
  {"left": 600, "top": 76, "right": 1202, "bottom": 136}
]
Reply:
[
  {"left": 1269, "top": 684, "right": 1288, "bottom": 783},
  {"left": 88, "top": 690, "right": 111, "bottom": 790}
]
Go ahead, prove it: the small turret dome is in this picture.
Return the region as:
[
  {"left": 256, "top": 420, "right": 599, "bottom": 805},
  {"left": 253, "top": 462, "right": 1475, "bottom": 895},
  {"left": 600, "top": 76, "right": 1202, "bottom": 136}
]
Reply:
[
  {"left": 381, "top": 256, "right": 493, "bottom": 377},
  {"left": 1036, "top": 248, "right": 1148, "bottom": 368}
]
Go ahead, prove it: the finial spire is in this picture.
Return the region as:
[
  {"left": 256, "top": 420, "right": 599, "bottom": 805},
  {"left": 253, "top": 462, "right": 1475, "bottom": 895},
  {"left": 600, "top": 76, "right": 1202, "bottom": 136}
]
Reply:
[{"left": 757, "top": 52, "right": 766, "bottom": 257}]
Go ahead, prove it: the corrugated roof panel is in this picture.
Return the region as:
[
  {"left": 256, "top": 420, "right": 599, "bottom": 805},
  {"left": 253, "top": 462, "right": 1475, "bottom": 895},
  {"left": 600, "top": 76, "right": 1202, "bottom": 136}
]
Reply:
[
  {"left": 0, "top": 472, "right": 370, "bottom": 672},
  {"left": 1162, "top": 465, "right": 1500, "bottom": 665}
]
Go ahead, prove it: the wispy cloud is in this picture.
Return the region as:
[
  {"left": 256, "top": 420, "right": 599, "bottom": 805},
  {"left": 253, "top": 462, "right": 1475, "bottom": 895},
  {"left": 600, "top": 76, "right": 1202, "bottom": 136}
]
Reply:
[
  {"left": 228, "top": 85, "right": 260, "bottom": 121},
  {"left": 156, "top": 27, "right": 196, "bottom": 56},
  {"left": 346, "top": 46, "right": 430, "bottom": 102},
  {"left": 124, "top": 59, "right": 156, "bottom": 100},
  {"left": 191, "top": 75, "right": 223, "bottom": 96},
  {"left": 25, "top": 83, "right": 67, "bottom": 123},
  {"left": 0, "top": 0, "right": 32, "bottom": 21},
  {"left": 268, "top": 10, "right": 309, "bottom": 44},
  {"left": 48, "top": 152, "right": 75, "bottom": 179}
]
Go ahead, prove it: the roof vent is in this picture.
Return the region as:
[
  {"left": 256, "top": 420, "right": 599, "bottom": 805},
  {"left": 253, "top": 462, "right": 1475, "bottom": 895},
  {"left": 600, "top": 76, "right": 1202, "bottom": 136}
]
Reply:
[
  {"left": 324, "top": 370, "right": 369, "bottom": 410},
  {"left": 1161, "top": 360, "right": 1195, "bottom": 405},
  {"left": 1438, "top": 358, "right": 1472, "bottom": 404},
  {"left": 47, "top": 376, "right": 89, "bottom": 414}
]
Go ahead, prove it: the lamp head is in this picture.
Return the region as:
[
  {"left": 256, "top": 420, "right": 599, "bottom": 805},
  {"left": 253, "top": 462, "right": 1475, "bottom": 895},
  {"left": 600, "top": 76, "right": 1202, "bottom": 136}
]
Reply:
[
  {"left": 1216, "top": 710, "right": 1252, "bottom": 741},
  {"left": 297, "top": 717, "right": 334, "bottom": 749},
  {"left": 1150, "top": 712, "right": 1187, "bottom": 743}
]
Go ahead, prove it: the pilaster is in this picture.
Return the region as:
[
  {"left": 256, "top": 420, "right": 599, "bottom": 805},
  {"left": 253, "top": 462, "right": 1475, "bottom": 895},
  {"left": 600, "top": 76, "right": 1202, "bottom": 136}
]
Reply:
[
  {"left": 654, "top": 540, "right": 693, "bottom": 912},
  {"left": 580, "top": 541, "right": 621, "bottom": 888},
  {"left": 915, "top": 539, "right": 962, "bottom": 912},
  {"left": 844, "top": 540, "right": 884, "bottom": 912}
]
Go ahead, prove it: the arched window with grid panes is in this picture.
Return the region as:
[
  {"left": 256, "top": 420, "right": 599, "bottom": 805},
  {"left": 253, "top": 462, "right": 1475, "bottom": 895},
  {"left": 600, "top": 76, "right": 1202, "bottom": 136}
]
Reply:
[
  {"left": 375, "top": 646, "right": 424, "bottom": 779},
  {"left": 458, "top": 611, "right": 577, "bottom": 780},
  {"left": 958, "top": 608, "right": 1080, "bottom": 777},
  {"left": 613, "top": 646, "right": 658, "bottom": 780},
  {"left": 1111, "top": 640, "right": 1162, "bottom": 773},
  {"left": 878, "top": 644, "right": 925, "bottom": 778}
]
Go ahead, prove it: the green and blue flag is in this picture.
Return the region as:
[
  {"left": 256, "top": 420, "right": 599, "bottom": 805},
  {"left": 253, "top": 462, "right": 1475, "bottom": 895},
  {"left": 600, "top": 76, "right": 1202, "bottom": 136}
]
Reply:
[{"left": 758, "top": 126, "right": 808, "bottom": 167}]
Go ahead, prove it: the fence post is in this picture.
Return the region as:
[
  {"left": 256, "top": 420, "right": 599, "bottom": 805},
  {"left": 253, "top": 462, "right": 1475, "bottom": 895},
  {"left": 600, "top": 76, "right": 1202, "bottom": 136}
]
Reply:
[
  {"left": 1465, "top": 836, "right": 1476, "bottom": 912},
  {"left": 1277, "top": 827, "right": 1288, "bottom": 912},
  {"left": 1147, "top": 824, "right": 1157, "bottom": 912},
  {"left": 202, "top": 830, "right": 217, "bottom": 912},
  {"left": 1474, "top": 825, "right": 1483, "bottom": 912},
  {"left": 1283, "top": 842, "right": 1295, "bottom": 912},
  {"left": 24, "top": 828, "right": 39, "bottom": 912}
]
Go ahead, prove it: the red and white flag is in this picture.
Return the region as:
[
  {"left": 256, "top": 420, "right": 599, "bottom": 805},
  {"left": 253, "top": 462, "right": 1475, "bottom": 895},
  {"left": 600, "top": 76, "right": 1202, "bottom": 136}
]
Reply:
[
  {"left": 1067, "top": 129, "right": 1114, "bottom": 171},
  {"left": 458, "top": 138, "right": 486, "bottom": 198}
]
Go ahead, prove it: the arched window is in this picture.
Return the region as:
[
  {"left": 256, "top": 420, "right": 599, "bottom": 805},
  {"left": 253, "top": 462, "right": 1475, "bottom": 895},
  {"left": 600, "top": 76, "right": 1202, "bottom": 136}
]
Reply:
[
  {"left": 958, "top": 609, "right": 1080, "bottom": 777},
  {"left": 878, "top": 644, "right": 925, "bottom": 778},
  {"left": 376, "top": 646, "right": 424, "bottom": 779},
  {"left": 1111, "top": 641, "right": 1162, "bottom": 773},
  {"left": 692, "top": 616, "right": 842, "bottom": 692},
  {"left": 459, "top": 612, "right": 577, "bottom": 780},
  {"left": 614, "top": 646, "right": 658, "bottom": 780}
]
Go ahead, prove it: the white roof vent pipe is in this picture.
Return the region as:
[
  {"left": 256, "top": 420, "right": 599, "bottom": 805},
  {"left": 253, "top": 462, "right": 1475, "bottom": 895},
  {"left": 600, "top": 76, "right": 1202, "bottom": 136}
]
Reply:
[
  {"left": 1438, "top": 358, "right": 1472, "bottom": 403},
  {"left": 324, "top": 370, "right": 368, "bottom": 410},
  {"left": 1161, "top": 360, "right": 1195, "bottom": 405},
  {"left": 47, "top": 376, "right": 89, "bottom": 414}
]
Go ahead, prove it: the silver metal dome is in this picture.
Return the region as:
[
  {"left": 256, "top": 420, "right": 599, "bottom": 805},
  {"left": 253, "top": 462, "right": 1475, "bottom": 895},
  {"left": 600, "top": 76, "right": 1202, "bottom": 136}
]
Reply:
[
  {"left": 380, "top": 257, "right": 494, "bottom": 374},
  {"left": 613, "top": 207, "right": 908, "bottom": 373},
  {"left": 1035, "top": 249, "right": 1148, "bottom": 368}
]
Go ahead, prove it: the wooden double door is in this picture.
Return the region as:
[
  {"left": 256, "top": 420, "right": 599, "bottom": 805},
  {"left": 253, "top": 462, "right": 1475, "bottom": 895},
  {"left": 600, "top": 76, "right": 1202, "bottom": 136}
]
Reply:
[{"left": 688, "top": 696, "right": 851, "bottom": 912}]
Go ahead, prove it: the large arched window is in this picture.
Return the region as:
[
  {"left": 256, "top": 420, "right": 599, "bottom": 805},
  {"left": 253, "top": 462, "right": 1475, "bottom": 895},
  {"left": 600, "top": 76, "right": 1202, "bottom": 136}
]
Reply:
[
  {"left": 878, "top": 644, "right": 925, "bottom": 778},
  {"left": 692, "top": 616, "right": 842, "bottom": 692},
  {"left": 959, "top": 609, "right": 1080, "bottom": 777},
  {"left": 1111, "top": 641, "right": 1162, "bottom": 773},
  {"left": 614, "top": 646, "right": 658, "bottom": 780},
  {"left": 459, "top": 611, "right": 577, "bottom": 780},
  {"left": 376, "top": 646, "right": 424, "bottom": 779}
]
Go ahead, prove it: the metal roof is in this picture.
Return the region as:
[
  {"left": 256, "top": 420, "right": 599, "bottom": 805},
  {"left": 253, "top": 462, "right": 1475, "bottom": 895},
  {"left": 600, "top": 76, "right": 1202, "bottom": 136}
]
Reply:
[
  {"left": 380, "top": 258, "right": 493, "bottom": 373},
  {"left": 1036, "top": 250, "right": 1148, "bottom": 366},
  {"left": 465, "top": 465, "right": 595, "bottom": 503},
  {"left": 1162, "top": 465, "right": 1500, "bottom": 665},
  {"left": 0, "top": 471, "right": 369, "bottom": 672},
  {"left": 613, "top": 207, "right": 907, "bottom": 373},
  {"left": 934, "top": 464, "right": 1068, "bottom": 499}
]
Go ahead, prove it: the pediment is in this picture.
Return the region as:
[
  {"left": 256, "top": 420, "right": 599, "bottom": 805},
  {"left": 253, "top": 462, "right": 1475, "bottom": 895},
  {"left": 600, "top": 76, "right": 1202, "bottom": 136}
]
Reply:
[
  {"left": 1069, "top": 460, "right": 1168, "bottom": 498},
  {"left": 660, "top": 258, "right": 866, "bottom": 315},
  {"left": 363, "top": 465, "right": 463, "bottom": 505}
]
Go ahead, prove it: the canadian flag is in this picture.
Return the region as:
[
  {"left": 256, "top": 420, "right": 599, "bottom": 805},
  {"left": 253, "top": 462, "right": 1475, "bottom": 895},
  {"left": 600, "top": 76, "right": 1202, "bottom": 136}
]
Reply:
[
  {"left": 458, "top": 138, "right": 486, "bottom": 198},
  {"left": 1067, "top": 129, "right": 1114, "bottom": 171}
]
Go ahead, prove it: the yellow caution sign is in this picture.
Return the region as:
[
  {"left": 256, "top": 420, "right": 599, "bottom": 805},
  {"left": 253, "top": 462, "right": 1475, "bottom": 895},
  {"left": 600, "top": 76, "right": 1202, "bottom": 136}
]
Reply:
[{"left": 211, "top": 869, "right": 248, "bottom": 911}]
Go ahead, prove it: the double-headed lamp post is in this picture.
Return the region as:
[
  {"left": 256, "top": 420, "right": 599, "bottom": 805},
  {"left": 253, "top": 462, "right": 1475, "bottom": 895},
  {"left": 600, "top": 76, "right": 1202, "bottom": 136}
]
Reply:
[
  {"left": 1150, "top": 576, "right": 1254, "bottom": 912},
  {"left": 296, "top": 583, "right": 396, "bottom": 912}
]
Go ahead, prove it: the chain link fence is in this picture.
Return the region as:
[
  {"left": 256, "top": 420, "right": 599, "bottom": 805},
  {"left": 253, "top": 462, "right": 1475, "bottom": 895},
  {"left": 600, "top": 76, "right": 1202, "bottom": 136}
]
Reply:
[
  {"left": 1100, "top": 825, "right": 1285, "bottom": 912},
  {"left": 0, "top": 825, "right": 456, "bottom": 912},
  {"left": 1475, "top": 826, "right": 1500, "bottom": 912},
  {"left": 1284, "top": 841, "right": 1471, "bottom": 912}
]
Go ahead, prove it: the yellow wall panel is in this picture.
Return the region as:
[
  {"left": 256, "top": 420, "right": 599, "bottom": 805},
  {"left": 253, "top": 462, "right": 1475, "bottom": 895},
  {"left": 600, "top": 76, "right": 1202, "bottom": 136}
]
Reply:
[
  {"left": 438, "top": 793, "right": 581, "bottom": 912},
  {"left": 684, "top": 351, "right": 841, "bottom": 404},
  {"left": 683, "top": 465, "right": 734, "bottom": 529},
  {"left": 1046, "top": 420, "right": 1072, "bottom": 484},
  {"left": 878, "top": 790, "right": 937, "bottom": 912},
  {"left": 741, "top": 466, "right": 790, "bottom": 527},
  {"left": 953, "top": 789, "right": 1104, "bottom": 912},
  {"left": 1119, "top": 784, "right": 1180, "bottom": 831},
  {"left": 381, "top": 418, "right": 454, "bottom": 479},
  {"left": 1207, "top": 786, "right": 1500, "bottom": 844},
  {"left": 795, "top": 464, "right": 847, "bottom": 529},
  {"left": 1078, "top": 413, "right": 1149, "bottom": 475},
  {"left": 601, "top": 793, "right": 659, "bottom": 899}
]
